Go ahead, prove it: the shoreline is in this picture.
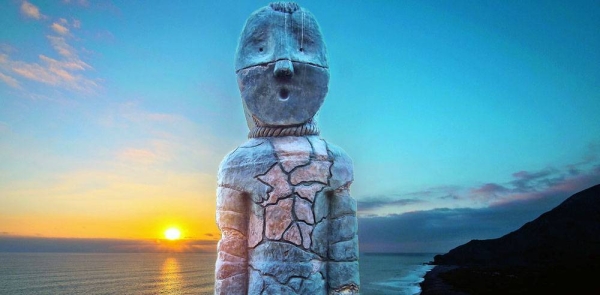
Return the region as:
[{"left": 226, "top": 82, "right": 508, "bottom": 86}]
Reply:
[{"left": 419, "top": 265, "right": 468, "bottom": 295}]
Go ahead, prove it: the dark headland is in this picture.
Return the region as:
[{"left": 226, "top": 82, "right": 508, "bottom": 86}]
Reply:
[{"left": 420, "top": 184, "right": 600, "bottom": 295}]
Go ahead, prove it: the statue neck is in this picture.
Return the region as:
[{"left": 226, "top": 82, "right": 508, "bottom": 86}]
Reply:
[{"left": 248, "top": 119, "right": 319, "bottom": 138}]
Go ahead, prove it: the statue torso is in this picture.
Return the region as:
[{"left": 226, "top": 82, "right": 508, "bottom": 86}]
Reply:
[{"left": 218, "top": 136, "right": 352, "bottom": 294}]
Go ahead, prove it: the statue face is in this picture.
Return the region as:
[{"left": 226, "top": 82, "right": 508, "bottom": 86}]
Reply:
[{"left": 235, "top": 5, "right": 329, "bottom": 128}]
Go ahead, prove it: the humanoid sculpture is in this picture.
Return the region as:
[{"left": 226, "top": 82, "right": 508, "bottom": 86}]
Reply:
[{"left": 215, "top": 2, "right": 359, "bottom": 294}]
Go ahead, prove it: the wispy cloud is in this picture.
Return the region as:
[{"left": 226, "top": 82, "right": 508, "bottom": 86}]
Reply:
[
  {"left": 358, "top": 198, "right": 424, "bottom": 212},
  {"left": 469, "top": 163, "right": 594, "bottom": 204},
  {"left": 20, "top": 1, "right": 43, "bottom": 19},
  {"left": 357, "top": 185, "right": 462, "bottom": 216},
  {"left": 1, "top": 1, "right": 100, "bottom": 95},
  {"left": 3, "top": 52, "right": 97, "bottom": 92},
  {"left": 0, "top": 72, "right": 20, "bottom": 88},
  {"left": 51, "top": 22, "right": 69, "bottom": 35}
]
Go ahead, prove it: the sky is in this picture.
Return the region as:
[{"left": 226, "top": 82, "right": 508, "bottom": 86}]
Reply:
[{"left": 1, "top": 0, "right": 599, "bottom": 253}]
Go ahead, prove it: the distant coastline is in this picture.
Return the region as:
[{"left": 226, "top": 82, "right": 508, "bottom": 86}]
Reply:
[
  {"left": 0, "top": 236, "right": 217, "bottom": 253},
  {"left": 421, "top": 184, "right": 600, "bottom": 295}
]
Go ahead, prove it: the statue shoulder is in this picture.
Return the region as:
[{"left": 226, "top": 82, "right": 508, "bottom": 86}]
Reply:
[
  {"left": 325, "top": 142, "right": 352, "bottom": 164},
  {"left": 323, "top": 140, "right": 354, "bottom": 190},
  {"left": 217, "top": 138, "right": 278, "bottom": 192},
  {"left": 219, "top": 138, "right": 274, "bottom": 169}
]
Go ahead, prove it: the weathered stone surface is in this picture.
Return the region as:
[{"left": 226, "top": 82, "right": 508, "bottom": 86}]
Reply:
[
  {"left": 307, "top": 136, "right": 329, "bottom": 160},
  {"left": 327, "top": 261, "right": 360, "bottom": 292},
  {"left": 329, "top": 236, "right": 359, "bottom": 262},
  {"left": 265, "top": 198, "right": 293, "bottom": 240},
  {"left": 215, "top": 273, "right": 248, "bottom": 295},
  {"left": 218, "top": 141, "right": 276, "bottom": 201},
  {"left": 216, "top": 187, "right": 246, "bottom": 212},
  {"left": 283, "top": 223, "right": 302, "bottom": 245},
  {"left": 216, "top": 2, "right": 359, "bottom": 293},
  {"left": 235, "top": 4, "right": 329, "bottom": 129},
  {"left": 327, "top": 144, "right": 353, "bottom": 190},
  {"left": 218, "top": 235, "right": 246, "bottom": 258},
  {"left": 329, "top": 215, "right": 357, "bottom": 243},
  {"left": 290, "top": 160, "right": 331, "bottom": 185},
  {"left": 258, "top": 164, "right": 293, "bottom": 205},
  {"left": 298, "top": 222, "right": 314, "bottom": 249},
  {"left": 313, "top": 190, "right": 329, "bottom": 223},
  {"left": 249, "top": 242, "right": 319, "bottom": 284},
  {"left": 300, "top": 272, "right": 327, "bottom": 294},
  {"left": 261, "top": 276, "right": 297, "bottom": 295},
  {"left": 295, "top": 183, "right": 325, "bottom": 202},
  {"left": 295, "top": 197, "right": 314, "bottom": 224},
  {"left": 248, "top": 269, "right": 265, "bottom": 294},
  {"left": 248, "top": 207, "right": 264, "bottom": 248},
  {"left": 330, "top": 192, "right": 357, "bottom": 219},
  {"left": 235, "top": 5, "right": 328, "bottom": 71},
  {"left": 216, "top": 210, "right": 247, "bottom": 235},
  {"left": 272, "top": 136, "right": 312, "bottom": 172},
  {"left": 288, "top": 277, "right": 302, "bottom": 292},
  {"left": 218, "top": 250, "right": 246, "bottom": 264},
  {"left": 216, "top": 260, "right": 246, "bottom": 280},
  {"left": 310, "top": 220, "right": 328, "bottom": 258}
]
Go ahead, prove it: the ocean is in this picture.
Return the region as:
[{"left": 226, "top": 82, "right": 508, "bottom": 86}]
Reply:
[{"left": 0, "top": 252, "right": 434, "bottom": 294}]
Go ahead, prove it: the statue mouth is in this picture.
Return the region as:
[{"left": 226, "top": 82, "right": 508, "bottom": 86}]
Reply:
[
  {"left": 278, "top": 88, "right": 290, "bottom": 101},
  {"left": 238, "top": 60, "right": 328, "bottom": 126}
]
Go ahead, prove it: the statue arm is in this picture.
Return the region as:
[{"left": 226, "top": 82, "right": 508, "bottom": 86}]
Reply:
[
  {"left": 327, "top": 148, "right": 360, "bottom": 294},
  {"left": 215, "top": 185, "right": 248, "bottom": 294}
]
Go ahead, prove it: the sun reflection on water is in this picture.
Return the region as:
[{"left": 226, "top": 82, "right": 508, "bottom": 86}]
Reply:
[{"left": 160, "top": 257, "right": 182, "bottom": 294}]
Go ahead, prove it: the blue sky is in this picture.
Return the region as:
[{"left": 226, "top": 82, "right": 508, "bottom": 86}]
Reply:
[{"left": 1, "top": 0, "right": 599, "bottom": 253}]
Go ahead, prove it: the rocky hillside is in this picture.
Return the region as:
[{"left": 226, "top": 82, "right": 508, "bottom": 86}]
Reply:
[
  {"left": 422, "top": 184, "right": 600, "bottom": 294},
  {"left": 433, "top": 184, "right": 600, "bottom": 266}
]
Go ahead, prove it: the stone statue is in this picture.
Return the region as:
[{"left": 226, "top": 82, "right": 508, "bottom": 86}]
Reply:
[{"left": 215, "top": 2, "right": 359, "bottom": 294}]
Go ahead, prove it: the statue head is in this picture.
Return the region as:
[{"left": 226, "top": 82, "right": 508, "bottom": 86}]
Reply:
[{"left": 235, "top": 2, "right": 329, "bottom": 134}]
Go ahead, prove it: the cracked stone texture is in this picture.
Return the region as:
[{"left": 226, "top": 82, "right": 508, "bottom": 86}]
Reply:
[
  {"left": 295, "top": 183, "right": 325, "bottom": 202},
  {"left": 216, "top": 2, "right": 358, "bottom": 293},
  {"left": 283, "top": 223, "right": 302, "bottom": 246},
  {"left": 265, "top": 198, "right": 294, "bottom": 240},
  {"left": 272, "top": 136, "right": 312, "bottom": 172},
  {"left": 216, "top": 136, "right": 359, "bottom": 294},
  {"left": 295, "top": 197, "right": 314, "bottom": 224}
]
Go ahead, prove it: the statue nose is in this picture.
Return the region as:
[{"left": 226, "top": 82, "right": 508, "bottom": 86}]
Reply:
[{"left": 273, "top": 59, "right": 294, "bottom": 78}]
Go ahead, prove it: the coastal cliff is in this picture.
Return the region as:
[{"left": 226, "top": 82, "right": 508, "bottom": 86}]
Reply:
[{"left": 421, "top": 184, "right": 600, "bottom": 294}]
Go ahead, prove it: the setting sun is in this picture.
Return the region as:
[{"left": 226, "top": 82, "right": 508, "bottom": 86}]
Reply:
[{"left": 165, "top": 228, "right": 181, "bottom": 240}]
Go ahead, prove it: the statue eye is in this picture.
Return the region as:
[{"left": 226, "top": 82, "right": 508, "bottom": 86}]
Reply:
[
  {"left": 299, "top": 47, "right": 304, "bottom": 52},
  {"left": 259, "top": 47, "right": 263, "bottom": 52}
]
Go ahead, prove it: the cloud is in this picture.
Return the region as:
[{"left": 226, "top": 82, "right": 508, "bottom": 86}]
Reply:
[
  {"left": 3, "top": 3, "right": 99, "bottom": 96},
  {"left": 467, "top": 163, "right": 594, "bottom": 204},
  {"left": 0, "top": 72, "right": 20, "bottom": 88},
  {"left": 20, "top": 1, "right": 42, "bottom": 19},
  {"left": 6, "top": 54, "right": 96, "bottom": 91},
  {"left": 358, "top": 198, "right": 423, "bottom": 212},
  {"left": 357, "top": 185, "right": 462, "bottom": 215},
  {"left": 1, "top": 37, "right": 97, "bottom": 93},
  {"left": 47, "top": 36, "right": 77, "bottom": 58},
  {"left": 51, "top": 23, "right": 69, "bottom": 35},
  {"left": 358, "top": 165, "right": 600, "bottom": 253}
]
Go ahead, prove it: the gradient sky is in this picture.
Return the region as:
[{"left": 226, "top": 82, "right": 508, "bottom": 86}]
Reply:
[{"left": 1, "top": 0, "right": 599, "bottom": 253}]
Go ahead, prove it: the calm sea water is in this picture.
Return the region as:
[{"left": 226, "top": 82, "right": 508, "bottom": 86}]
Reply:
[{"left": 0, "top": 252, "right": 434, "bottom": 294}]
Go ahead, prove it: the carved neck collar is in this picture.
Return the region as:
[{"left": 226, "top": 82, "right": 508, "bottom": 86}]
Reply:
[{"left": 248, "top": 119, "right": 319, "bottom": 138}]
